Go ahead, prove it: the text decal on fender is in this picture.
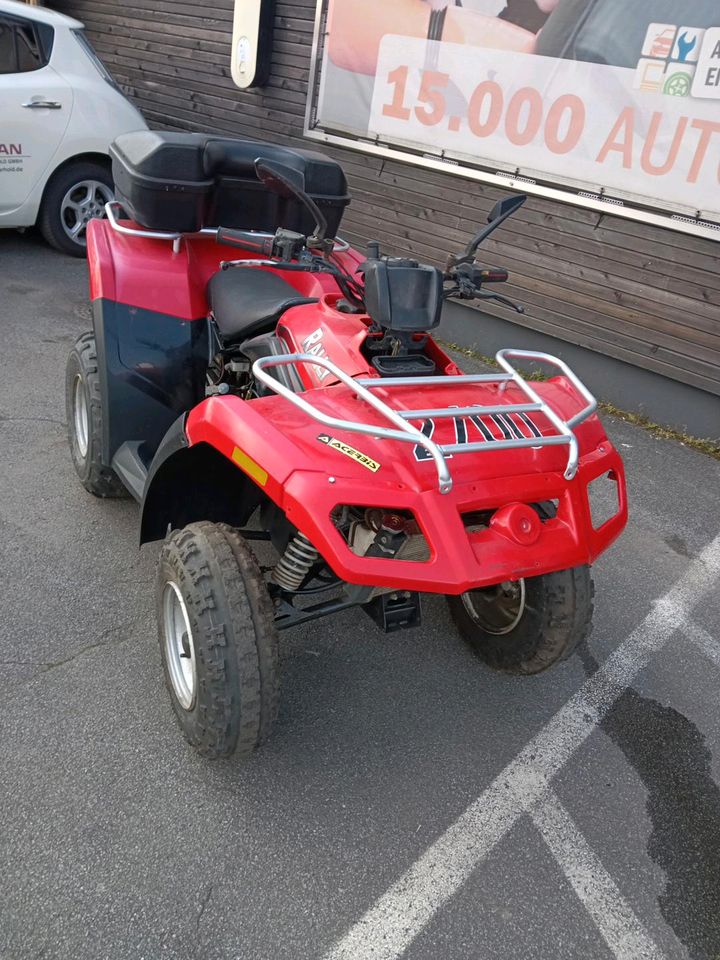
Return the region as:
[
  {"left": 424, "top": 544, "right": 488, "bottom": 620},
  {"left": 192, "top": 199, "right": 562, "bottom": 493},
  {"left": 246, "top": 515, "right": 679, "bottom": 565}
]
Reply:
[
  {"left": 317, "top": 434, "right": 381, "bottom": 472},
  {"left": 413, "top": 411, "right": 541, "bottom": 460},
  {"left": 302, "top": 328, "right": 330, "bottom": 381}
]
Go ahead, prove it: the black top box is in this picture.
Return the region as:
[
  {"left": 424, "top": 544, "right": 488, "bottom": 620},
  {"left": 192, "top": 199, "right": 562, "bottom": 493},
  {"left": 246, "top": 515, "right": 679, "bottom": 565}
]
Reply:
[{"left": 110, "top": 131, "right": 351, "bottom": 236}]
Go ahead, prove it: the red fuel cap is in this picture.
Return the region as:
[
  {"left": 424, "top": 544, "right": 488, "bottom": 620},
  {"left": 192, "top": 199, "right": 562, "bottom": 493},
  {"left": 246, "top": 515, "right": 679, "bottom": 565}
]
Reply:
[{"left": 490, "top": 503, "right": 542, "bottom": 545}]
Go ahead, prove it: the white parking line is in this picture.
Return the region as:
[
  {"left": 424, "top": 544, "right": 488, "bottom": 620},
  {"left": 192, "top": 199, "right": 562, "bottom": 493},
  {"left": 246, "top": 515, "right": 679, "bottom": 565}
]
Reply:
[
  {"left": 532, "top": 789, "right": 664, "bottom": 960},
  {"left": 684, "top": 621, "right": 720, "bottom": 668},
  {"left": 324, "top": 533, "right": 720, "bottom": 960}
]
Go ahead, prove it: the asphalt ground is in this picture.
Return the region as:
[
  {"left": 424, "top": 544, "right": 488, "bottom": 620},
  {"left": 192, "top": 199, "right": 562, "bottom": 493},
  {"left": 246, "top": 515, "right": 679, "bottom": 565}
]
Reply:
[{"left": 1, "top": 229, "right": 719, "bottom": 960}]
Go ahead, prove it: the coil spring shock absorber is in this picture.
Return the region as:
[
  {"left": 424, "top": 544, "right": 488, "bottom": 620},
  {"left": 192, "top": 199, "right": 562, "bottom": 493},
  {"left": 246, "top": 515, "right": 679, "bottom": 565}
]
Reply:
[{"left": 273, "top": 532, "right": 320, "bottom": 592}]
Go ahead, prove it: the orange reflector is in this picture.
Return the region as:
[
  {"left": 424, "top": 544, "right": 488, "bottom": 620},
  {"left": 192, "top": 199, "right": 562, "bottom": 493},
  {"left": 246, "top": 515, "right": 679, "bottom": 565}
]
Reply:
[{"left": 231, "top": 446, "right": 268, "bottom": 487}]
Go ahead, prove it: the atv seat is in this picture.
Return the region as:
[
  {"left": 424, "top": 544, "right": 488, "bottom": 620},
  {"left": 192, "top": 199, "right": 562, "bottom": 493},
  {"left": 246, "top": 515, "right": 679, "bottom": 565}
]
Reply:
[{"left": 208, "top": 268, "right": 317, "bottom": 344}]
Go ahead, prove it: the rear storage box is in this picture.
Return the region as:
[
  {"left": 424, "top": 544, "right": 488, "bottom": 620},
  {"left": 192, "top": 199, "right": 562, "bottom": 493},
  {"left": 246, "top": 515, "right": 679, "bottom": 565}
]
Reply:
[{"left": 110, "top": 131, "right": 350, "bottom": 236}]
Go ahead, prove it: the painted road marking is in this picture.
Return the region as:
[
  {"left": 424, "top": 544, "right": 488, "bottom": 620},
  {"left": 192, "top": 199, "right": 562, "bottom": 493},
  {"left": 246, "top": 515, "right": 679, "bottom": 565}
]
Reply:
[
  {"left": 532, "top": 788, "right": 663, "bottom": 960},
  {"left": 684, "top": 621, "right": 720, "bottom": 668},
  {"left": 324, "top": 533, "right": 720, "bottom": 960}
]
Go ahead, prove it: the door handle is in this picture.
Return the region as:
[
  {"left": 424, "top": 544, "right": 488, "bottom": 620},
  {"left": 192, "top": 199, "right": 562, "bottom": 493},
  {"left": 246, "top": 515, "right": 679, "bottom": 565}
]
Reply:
[{"left": 22, "top": 100, "right": 62, "bottom": 109}]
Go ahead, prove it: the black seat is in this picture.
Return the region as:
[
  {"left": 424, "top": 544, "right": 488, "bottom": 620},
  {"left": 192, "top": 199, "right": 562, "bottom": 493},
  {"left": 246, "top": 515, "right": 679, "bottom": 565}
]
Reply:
[{"left": 208, "top": 268, "right": 317, "bottom": 344}]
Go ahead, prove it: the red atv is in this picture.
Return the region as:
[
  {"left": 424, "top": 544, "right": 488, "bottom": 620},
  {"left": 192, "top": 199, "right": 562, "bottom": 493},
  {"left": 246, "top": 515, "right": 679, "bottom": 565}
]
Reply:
[{"left": 66, "top": 132, "right": 627, "bottom": 758}]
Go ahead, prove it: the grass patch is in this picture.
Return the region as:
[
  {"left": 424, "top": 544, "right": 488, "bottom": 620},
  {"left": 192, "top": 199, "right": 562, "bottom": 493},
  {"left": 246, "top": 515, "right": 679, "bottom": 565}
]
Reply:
[
  {"left": 441, "top": 341, "right": 549, "bottom": 380},
  {"left": 440, "top": 340, "right": 720, "bottom": 461},
  {"left": 599, "top": 404, "right": 720, "bottom": 460}
]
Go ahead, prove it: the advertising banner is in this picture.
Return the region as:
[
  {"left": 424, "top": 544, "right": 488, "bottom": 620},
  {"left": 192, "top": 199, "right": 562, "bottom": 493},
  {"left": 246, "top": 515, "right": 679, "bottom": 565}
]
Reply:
[{"left": 308, "top": 0, "right": 720, "bottom": 232}]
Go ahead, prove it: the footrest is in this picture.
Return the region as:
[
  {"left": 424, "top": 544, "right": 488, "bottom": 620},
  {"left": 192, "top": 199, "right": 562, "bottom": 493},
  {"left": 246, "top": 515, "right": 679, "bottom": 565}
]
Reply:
[{"left": 363, "top": 591, "right": 422, "bottom": 633}]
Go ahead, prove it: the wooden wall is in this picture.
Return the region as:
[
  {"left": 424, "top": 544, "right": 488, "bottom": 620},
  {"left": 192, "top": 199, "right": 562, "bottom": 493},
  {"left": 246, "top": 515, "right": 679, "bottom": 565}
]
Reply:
[{"left": 55, "top": 0, "right": 720, "bottom": 397}]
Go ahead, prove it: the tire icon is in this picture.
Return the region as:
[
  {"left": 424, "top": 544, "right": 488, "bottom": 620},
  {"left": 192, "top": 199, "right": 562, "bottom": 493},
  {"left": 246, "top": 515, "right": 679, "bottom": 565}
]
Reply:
[{"left": 664, "top": 73, "right": 691, "bottom": 97}]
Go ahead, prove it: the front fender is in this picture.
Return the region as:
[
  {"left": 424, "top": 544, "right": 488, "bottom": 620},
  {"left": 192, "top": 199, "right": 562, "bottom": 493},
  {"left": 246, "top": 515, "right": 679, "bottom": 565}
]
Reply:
[
  {"left": 140, "top": 410, "right": 264, "bottom": 544},
  {"left": 185, "top": 395, "right": 325, "bottom": 509}
]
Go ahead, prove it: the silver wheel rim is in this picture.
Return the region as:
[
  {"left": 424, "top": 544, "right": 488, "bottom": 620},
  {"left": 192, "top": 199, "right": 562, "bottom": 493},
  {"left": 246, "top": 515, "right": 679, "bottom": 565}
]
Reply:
[
  {"left": 72, "top": 374, "right": 89, "bottom": 459},
  {"left": 60, "top": 179, "right": 114, "bottom": 246},
  {"left": 461, "top": 579, "right": 526, "bottom": 635},
  {"left": 162, "top": 581, "right": 197, "bottom": 710}
]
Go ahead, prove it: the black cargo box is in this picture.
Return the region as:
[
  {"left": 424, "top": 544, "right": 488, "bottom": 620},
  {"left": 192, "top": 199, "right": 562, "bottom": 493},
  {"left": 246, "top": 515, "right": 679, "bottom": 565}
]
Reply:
[{"left": 110, "top": 131, "right": 350, "bottom": 236}]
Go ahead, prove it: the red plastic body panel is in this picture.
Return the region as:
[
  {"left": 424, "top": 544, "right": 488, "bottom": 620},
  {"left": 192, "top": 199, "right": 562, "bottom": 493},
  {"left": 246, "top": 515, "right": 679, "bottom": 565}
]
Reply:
[
  {"left": 277, "top": 297, "right": 464, "bottom": 390},
  {"left": 186, "top": 380, "right": 627, "bottom": 594},
  {"left": 86, "top": 217, "right": 364, "bottom": 315}
]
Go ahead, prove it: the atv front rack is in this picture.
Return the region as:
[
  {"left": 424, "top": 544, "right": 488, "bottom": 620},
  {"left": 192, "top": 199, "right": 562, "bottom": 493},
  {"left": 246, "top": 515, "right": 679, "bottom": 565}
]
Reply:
[{"left": 252, "top": 350, "right": 597, "bottom": 494}]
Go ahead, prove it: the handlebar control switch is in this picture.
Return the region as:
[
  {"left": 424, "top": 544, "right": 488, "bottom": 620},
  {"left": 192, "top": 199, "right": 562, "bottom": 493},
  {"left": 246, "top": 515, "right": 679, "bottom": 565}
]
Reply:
[{"left": 272, "top": 228, "right": 306, "bottom": 261}]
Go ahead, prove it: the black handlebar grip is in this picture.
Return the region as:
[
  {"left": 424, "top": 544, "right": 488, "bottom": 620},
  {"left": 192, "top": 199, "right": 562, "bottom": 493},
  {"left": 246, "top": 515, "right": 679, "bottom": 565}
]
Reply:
[{"left": 216, "top": 228, "right": 274, "bottom": 256}]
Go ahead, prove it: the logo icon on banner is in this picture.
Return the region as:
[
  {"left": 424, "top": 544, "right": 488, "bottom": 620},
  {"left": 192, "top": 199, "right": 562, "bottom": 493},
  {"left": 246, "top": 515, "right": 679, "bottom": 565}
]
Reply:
[
  {"left": 642, "top": 23, "right": 677, "bottom": 59},
  {"left": 663, "top": 65, "right": 695, "bottom": 97},
  {"left": 633, "top": 58, "right": 666, "bottom": 93},
  {"left": 635, "top": 23, "right": 712, "bottom": 98},
  {"left": 672, "top": 28, "right": 704, "bottom": 63}
]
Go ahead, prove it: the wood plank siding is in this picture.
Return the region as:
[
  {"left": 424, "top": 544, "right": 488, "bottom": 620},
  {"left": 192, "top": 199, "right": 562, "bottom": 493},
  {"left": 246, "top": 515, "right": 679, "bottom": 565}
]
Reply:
[{"left": 55, "top": 0, "right": 720, "bottom": 396}]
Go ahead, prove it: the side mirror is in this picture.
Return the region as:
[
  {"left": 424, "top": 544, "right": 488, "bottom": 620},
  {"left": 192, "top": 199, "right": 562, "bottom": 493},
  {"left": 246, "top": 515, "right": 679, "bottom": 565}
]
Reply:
[
  {"left": 255, "top": 158, "right": 329, "bottom": 240},
  {"left": 464, "top": 193, "right": 527, "bottom": 259},
  {"left": 487, "top": 194, "right": 526, "bottom": 225}
]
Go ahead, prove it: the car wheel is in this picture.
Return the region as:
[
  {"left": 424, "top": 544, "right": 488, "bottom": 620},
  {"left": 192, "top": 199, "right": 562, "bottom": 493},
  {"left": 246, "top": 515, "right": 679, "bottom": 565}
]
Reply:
[
  {"left": 156, "top": 522, "right": 280, "bottom": 759},
  {"left": 39, "top": 161, "right": 114, "bottom": 257}
]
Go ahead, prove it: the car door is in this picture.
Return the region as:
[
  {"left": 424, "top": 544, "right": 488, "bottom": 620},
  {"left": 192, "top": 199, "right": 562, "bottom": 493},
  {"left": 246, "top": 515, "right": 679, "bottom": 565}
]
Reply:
[{"left": 0, "top": 13, "right": 72, "bottom": 218}]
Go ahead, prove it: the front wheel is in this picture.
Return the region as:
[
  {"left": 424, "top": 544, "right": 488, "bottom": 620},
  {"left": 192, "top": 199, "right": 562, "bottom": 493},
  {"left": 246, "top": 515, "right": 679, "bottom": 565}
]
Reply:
[
  {"left": 447, "top": 565, "right": 594, "bottom": 675},
  {"left": 156, "top": 522, "right": 280, "bottom": 758}
]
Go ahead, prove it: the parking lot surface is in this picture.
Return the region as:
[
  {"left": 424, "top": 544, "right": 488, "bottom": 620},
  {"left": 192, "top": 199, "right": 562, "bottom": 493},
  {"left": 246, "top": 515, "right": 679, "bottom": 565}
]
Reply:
[{"left": 1, "top": 231, "right": 719, "bottom": 960}]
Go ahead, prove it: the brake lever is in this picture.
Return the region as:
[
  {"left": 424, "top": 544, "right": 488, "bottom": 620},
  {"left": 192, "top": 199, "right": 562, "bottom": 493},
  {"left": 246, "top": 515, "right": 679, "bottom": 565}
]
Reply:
[{"left": 474, "top": 290, "right": 525, "bottom": 314}]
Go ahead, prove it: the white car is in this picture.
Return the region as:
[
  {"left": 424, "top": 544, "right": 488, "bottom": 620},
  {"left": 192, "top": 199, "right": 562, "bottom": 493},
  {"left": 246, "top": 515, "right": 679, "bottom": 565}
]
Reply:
[{"left": 0, "top": 0, "right": 147, "bottom": 255}]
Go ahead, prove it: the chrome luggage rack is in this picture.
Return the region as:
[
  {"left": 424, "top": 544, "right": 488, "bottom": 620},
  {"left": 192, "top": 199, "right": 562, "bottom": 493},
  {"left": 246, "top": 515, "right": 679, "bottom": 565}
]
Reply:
[
  {"left": 104, "top": 201, "right": 219, "bottom": 253},
  {"left": 103, "top": 202, "right": 350, "bottom": 254},
  {"left": 252, "top": 349, "right": 597, "bottom": 494}
]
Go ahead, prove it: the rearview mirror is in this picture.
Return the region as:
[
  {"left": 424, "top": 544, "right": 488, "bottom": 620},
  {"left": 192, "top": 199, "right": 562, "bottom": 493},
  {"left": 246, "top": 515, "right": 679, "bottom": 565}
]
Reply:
[
  {"left": 464, "top": 193, "right": 527, "bottom": 259},
  {"left": 488, "top": 194, "right": 526, "bottom": 224},
  {"left": 255, "top": 158, "right": 304, "bottom": 197},
  {"left": 255, "top": 158, "right": 329, "bottom": 240}
]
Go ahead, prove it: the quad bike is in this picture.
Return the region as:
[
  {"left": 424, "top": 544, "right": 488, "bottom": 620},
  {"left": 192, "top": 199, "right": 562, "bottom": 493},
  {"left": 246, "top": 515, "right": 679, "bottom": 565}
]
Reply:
[{"left": 66, "top": 131, "right": 627, "bottom": 758}]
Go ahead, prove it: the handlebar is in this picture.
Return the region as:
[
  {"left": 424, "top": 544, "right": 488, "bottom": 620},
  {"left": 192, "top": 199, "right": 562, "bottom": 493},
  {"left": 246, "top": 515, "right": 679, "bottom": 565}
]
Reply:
[
  {"left": 216, "top": 227, "right": 275, "bottom": 256},
  {"left": 217, "top": 227, "right": 523, "bottom": 314}
]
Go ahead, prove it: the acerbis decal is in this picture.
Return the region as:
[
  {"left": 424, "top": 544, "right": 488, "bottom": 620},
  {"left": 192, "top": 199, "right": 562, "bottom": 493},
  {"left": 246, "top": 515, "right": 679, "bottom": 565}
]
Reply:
[
  {"left": 317, "top": 434, "right": 381, "bottom": 472},
  {"left": 414, "top": 411, "right": 542, "bottom": 460}
]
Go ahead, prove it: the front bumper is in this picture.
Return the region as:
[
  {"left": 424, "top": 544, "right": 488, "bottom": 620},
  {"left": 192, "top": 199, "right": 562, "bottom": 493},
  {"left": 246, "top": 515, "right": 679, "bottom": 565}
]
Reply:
[{"left": 280, "top": 443, "right": 627, "bottom": 594}]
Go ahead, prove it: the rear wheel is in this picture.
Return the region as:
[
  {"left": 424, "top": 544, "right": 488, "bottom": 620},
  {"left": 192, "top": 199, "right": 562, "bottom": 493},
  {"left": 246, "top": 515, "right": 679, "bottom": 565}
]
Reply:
[
  {"left": 66, "top": 332, "right": 128, "bottom": 498},
  {"left": 447, "top": 565, "right": 593, "bottom": 674},
  {"left": 156, "top": 522, "right": 279, "bottom": 758},
  {"left": 39, "top": 161, "right": 114, "bottom": 257}
]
